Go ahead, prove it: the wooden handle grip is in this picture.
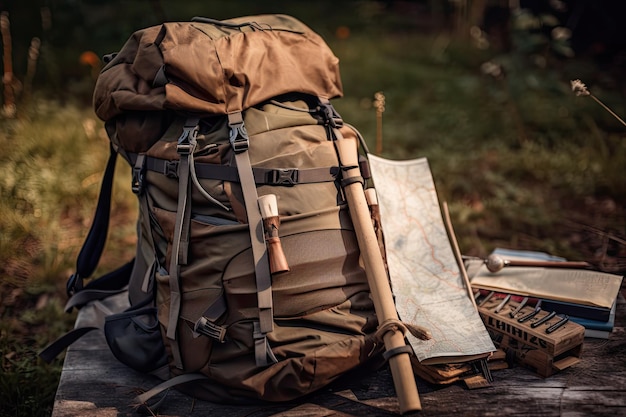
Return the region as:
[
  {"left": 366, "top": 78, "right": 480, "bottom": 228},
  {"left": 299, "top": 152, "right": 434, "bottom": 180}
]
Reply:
[
  {"left": 259, "top": 194, "right": 289, "bottom": 275},
  {"left": 265, "top": 235, "right": 289, "bottom": 274}
]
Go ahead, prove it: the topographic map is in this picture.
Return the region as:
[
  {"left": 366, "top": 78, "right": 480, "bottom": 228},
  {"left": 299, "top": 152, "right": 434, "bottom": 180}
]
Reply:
[{"left": 368, "top": 155, "right": 495, "bottom": 364}]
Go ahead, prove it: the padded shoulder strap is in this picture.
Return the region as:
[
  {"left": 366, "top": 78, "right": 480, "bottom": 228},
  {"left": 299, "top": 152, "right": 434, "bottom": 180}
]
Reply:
[
  {"left": 39, "top": 145, "right": 136, "bottom": 362},
  {"left": 66, "top": 143, "right": 116, "bottom": 296},
  {"left": 66, "top": 143, "right": 133, "bottom": 301}
]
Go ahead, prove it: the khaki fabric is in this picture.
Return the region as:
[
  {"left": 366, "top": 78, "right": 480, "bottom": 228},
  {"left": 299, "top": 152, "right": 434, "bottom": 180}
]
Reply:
[
  {"left": 128, "top": 99, "right": 382, "bottom": 402},
  {"left": 94, "top": 15, "right": 342, "bottom": 121},
  {"left": 96, "top": 15, "right": 381, "bottom": 404}
]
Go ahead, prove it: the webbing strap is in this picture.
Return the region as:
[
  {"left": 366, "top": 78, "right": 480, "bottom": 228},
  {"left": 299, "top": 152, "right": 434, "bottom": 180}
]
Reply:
[
  {"left": 254, "top": 321, "right": 278, "bottom": 365},
  {"left": 64, "top": 288, "right": 127, "bottom": 313},
  {"left": 134, "top": 154, "right": 339, "bottom": 185},
  {"left": 136, "top": 373, "right": 209, "bottom": 408},
  {"left": 67, "top": 143, "right": 119, "bottom": 296},
  {"left": 39, "top": 326, "right": 98, "bottom": 363},
  {"left": 228, "top": 112, "right": 276, "bottom": 367},
  {"left": 194, "top": 293, "right": 227, "bottom": 342},
  {"left": 166, "top": 118, "right": 199, "bottom": 369},
  {"left": 138, "top": 190, "right": 159, "bottom": 294},
  {"left": 40, "top": 298, "right": 118, "bottom": 363}
]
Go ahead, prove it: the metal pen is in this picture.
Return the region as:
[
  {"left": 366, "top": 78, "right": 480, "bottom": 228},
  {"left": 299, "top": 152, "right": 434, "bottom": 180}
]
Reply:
[
  {"left": 494, "top": 294, "right": 512, "bottom": 313},
  {"left": 518, "top": 301, "right": 542, "bottom": 323},
  {"left": 546, "top": 315, "right": 570, "bottom": 334},
  {"left": 531, "top": 311, "right": 557, "bottom": 328},
  {"left": 509, "top": 296, "right": 529, "bottom": 318}
]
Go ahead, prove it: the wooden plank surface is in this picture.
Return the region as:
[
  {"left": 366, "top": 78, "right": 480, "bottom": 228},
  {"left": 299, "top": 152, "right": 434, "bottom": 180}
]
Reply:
[{"left": 52, "top": 287, "right": 626, "bottom": 417}]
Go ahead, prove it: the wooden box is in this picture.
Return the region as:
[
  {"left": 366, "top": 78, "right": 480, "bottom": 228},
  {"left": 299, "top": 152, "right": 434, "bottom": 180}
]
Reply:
[
  {"left": 477, "top": 296, "right": 585, "bottom": 377},
  {"left": 497, "top": 334, "right": 582, "bottom": 377},
  {"left": 478, "top": 296, "right": 585, "bottom": 357}
]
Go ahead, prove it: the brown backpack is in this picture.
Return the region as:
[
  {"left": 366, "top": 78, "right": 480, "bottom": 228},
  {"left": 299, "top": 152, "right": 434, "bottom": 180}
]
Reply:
[{"left": 42, "top": 15, "right": 386, "bottom": 406}]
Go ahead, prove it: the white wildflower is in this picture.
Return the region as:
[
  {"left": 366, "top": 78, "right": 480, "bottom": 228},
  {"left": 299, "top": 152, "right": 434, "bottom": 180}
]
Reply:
[{"left": 570, "top": 79, "right": 589, "bottom": 97}]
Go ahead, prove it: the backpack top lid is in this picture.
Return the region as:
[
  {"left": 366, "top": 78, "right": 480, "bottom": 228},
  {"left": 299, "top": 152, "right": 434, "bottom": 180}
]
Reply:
[{"left": 93, "top": 14, "right": 344, "bottom": 122}]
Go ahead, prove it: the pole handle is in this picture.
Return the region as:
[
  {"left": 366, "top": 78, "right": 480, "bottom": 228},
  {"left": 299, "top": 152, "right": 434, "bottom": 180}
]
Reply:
[{"left": 259, "top": 194, "right": 290, "bottom": 274}]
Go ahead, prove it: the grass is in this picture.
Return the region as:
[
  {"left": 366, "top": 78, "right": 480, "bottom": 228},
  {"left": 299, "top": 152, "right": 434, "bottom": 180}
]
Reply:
[
  {"left": 0, "top": 100, "right": 136, "bottom": 417},
  {"left": 1, "top": 15, "right": 625, "bottom": 417},
  {"left": 329, "top": 31, "right": 625, "bottom": 261}
]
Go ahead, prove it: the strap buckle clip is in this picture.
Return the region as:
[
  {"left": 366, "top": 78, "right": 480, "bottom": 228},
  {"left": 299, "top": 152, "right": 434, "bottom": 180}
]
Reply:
[
  {"left": 229, "top": 123, "right": 249, "bottom": 153},
  {"left": 318, "top": 101, "right": 343, "bottom": 129},
  {"left": 131, "top": 154, "right": 146, "bottom": 195},
  {"left": 194, "top": 317, "right": 227, "bottom": 343},
  {"left": 165, "top": 161, "right": 179, "bottom": 179},
  {"left": 268, "top": 168, "right": 298, "bottom": 186},
  {"left": 177, "top": 122, "right": 199, "bottom": 155},
  {"left": 66, "top": 273, "right": 82, "bottom": 297}
]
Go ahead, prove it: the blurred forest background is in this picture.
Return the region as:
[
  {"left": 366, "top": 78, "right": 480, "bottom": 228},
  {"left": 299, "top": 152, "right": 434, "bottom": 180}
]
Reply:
[{"left": 1, "top": 0, "right": 625, "bottom": 416}]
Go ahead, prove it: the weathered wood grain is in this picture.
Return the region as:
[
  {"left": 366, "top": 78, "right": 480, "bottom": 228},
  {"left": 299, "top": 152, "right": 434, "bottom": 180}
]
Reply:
[{"left": 52, "top": 287, "right": 626, "bottom": 417}]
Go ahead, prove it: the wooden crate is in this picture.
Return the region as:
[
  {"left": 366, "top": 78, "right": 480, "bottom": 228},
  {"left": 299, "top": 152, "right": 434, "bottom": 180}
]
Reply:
[
  {"left": 478, "top": 296, "right": 585, "bottom": 357},
  {"left": 497, "top": 335, "right": 583, "bottom": 377}
]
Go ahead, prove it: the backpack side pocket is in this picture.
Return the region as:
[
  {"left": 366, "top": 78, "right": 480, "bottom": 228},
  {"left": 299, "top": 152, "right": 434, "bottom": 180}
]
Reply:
[{"left": 104, "top": 305, "right": 168, "bottom": 373}]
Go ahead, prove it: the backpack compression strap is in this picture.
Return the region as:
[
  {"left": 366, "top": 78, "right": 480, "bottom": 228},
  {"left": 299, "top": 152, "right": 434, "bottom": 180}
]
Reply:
[
  {"left": 228, "top": 111, "right": 278, "bottom": 367},
  {"left": 165, "top": 118, "right": 199, "bottom": 369},
  {"left": 127, "top": 153, "right": 340, "bottom": 186}
]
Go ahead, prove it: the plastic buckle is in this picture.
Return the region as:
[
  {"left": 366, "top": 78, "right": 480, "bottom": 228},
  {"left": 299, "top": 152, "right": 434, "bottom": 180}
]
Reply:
[
  {"left": 165, "top": 161, "right": 179, "bottom": 179},
  {"left": 131, "top": 154, "right": 146, "bottom": 195},
  {"left": 318, "top": 102, "right": 343, "bottom": 129},
  {"left": 131, "top": 167, "right": 143, "bottom": 194},
  {"left": 269, "top": 168, "right": 298, "bottom": 186},
  {"left": 229, "top": 123, "right": 249, "bottom": 153},
  {"left": 66, "top": 273, "right": 82, "bottom": 297},
  {"left": 194, "top": 317, "right": 226, "bottom": 342},
  {"left": 177, "top": 124, "right": 199, "bottom": 155}
]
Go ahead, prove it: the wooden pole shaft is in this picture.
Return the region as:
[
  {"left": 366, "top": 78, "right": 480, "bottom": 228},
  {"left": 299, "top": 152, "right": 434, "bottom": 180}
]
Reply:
[{"left": 335, "top": 138, "right": 421, "bottom": 413}]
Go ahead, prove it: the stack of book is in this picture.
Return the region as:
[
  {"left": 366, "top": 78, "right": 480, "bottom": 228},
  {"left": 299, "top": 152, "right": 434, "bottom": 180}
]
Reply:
[
  {"left": 467, "top": 248, "right": 623, "bottom": 339},
  {"left": 544, "top": 298, "right": 617, "bottom": 339}
]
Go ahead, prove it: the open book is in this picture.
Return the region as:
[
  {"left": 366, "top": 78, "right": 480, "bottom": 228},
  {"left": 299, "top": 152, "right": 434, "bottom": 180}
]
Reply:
[
  {"left": 469, "top": 251, "right": 623, "bottom": 309},
  {"left": 368, "top": 155, "right": 495, "bottom": 365}
]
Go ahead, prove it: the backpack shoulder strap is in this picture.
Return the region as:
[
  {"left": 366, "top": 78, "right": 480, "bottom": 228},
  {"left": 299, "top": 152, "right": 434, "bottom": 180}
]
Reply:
[
  {"left": 40, "top": 144, "right": 134, "bottom": 362},
  {"left": 66, "top": 143, "right": 130, "bottom": 298}
]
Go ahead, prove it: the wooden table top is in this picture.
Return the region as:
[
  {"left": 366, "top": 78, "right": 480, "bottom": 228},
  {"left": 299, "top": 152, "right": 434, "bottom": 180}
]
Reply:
[{"left": 52, "top": 285, "right": 626, "bottom": 417}]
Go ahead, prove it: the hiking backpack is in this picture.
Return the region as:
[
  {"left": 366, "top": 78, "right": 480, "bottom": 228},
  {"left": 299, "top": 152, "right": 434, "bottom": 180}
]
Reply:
[{"left": 42, "top": 14, "right": 394, "bottom": 405}]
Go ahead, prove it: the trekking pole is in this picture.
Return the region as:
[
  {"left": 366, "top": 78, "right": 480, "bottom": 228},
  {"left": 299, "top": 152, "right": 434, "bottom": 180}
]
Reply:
[{"left": 335, "top": 137, "right": 422, "bottom": 413}]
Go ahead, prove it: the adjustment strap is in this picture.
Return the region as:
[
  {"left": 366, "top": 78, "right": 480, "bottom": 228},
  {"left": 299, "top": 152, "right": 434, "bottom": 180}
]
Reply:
[
  {"left": 39, "top": 326, "right": 98, "bottom": 363},
  {"left": 64, "top": 288, "right": 126, "bottom": 313},
  {"left": 65, "top": 260, "right": 134, "bottom": 312},
  {"left": 136, "top": 373, "right": 209, "bottom": 409},
  {"left": 228, "top": 112, "right": 276, "bottom": 367},
  {"left": 194, "top": 292, "right": 228, "bottom": 342},
  {"left": 134, "top": 154, "right": 339, "bottom": 185},
  {"left": 254, "top": 321, "right": 278, "bottom": 365},
  {"left": 317, "top": 97, "right": 344, "bottom": 140},
  {"left": 40, "top": 298, "right": 117, "bottom": 363},
  {"left": 166, "top": 117, "right": 199, "bottom": 369}
]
